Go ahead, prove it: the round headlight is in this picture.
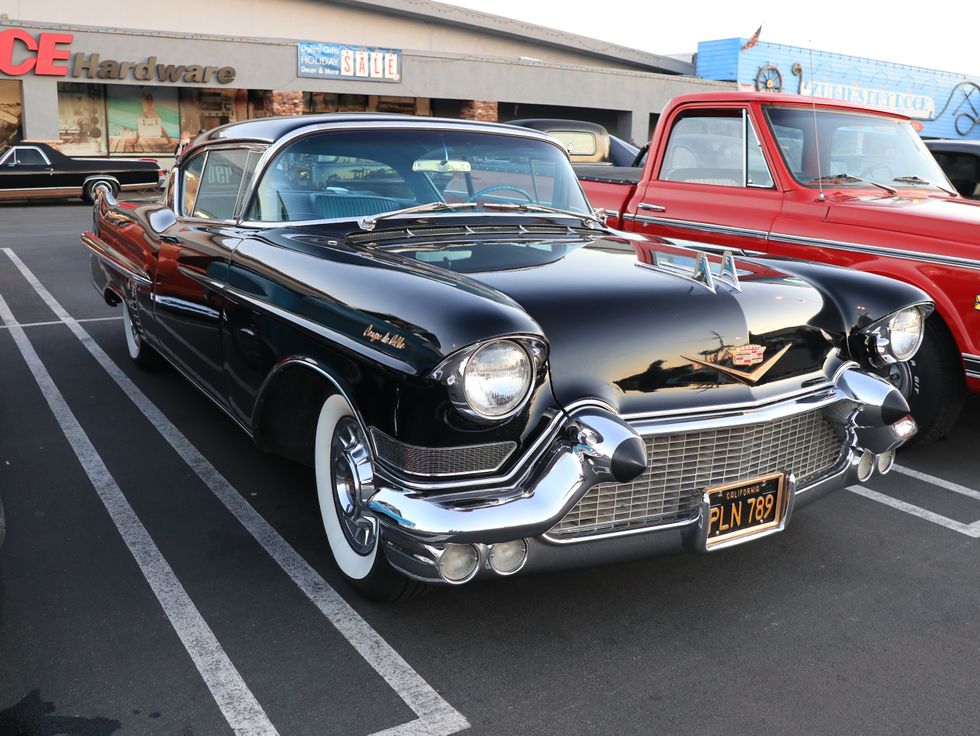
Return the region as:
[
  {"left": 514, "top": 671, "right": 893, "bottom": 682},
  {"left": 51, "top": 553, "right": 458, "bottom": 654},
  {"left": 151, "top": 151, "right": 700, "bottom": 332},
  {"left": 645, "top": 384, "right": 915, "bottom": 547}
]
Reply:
[
  {"left": 462, "top": 341, "right": 532, "bottom": 419},
  {"left": 887, "top": 307, "right": 924, "bottom": 361}
]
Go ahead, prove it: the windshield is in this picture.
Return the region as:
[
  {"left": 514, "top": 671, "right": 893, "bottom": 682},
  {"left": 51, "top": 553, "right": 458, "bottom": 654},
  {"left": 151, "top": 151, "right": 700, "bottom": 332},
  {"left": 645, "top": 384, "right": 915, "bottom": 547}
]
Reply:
[
  {"left": 246, "top": 129, "right": 591, "bottom": 222},
  {"left": 765, "top": 107, "right": 953, "bottom": 191}
]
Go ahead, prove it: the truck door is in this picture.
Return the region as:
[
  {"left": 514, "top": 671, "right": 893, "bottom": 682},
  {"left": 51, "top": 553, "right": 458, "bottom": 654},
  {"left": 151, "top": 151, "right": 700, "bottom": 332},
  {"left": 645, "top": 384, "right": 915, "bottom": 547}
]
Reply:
[{"left": 624, "top": 108, "right": 782, "bottom": 254}]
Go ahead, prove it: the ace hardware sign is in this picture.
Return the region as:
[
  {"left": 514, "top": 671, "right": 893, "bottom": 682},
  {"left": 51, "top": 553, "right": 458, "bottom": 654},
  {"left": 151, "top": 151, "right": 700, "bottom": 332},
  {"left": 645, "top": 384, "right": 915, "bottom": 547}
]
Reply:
[{"left": 0, "top": 27, "right": 237, "bottom": 84}]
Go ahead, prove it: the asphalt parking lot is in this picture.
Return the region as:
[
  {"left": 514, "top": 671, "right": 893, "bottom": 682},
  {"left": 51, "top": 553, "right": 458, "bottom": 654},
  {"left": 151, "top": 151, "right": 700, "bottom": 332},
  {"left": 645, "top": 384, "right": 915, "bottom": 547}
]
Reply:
[{"left": 1, "top": 202, "right": 979, "bottom": 736}]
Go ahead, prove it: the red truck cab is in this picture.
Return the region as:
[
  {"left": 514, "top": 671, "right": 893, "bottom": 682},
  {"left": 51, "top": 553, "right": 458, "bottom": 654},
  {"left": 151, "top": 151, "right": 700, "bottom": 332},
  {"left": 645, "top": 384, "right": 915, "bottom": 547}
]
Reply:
[{"left": 579, "top": 91, "right": 979, "bottom": 443}]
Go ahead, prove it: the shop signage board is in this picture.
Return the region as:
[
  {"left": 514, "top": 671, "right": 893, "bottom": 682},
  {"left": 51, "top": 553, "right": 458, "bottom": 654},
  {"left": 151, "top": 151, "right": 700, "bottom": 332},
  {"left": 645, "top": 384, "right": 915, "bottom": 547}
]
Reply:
[
  {"left": 1, "top": 27, "right": 237, "bottom": 84},
  {"left": 297, "top": 41, "right": 401, "bottom": 82},
  {"left": 697, "top": 38, "right": 980, "bottom": 139}
]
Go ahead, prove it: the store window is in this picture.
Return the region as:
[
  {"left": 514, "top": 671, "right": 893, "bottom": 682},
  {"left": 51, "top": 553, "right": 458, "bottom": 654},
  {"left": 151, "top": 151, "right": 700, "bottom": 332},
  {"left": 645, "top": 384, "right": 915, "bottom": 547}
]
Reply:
[
  {"left": 0, "top": 80, "right": 24, "bottom": 149},
  {"left": 304, "top": 92, "right": 339, "bottom": 114},
  {"left": 58, "top": 83, "right": 107, "bottom": 155},
  {"left": 179, "top": 88, "right": 248, "bottom": 133},
  {"left": 107, "top": 86, "right": 179, "bottom": 154}
]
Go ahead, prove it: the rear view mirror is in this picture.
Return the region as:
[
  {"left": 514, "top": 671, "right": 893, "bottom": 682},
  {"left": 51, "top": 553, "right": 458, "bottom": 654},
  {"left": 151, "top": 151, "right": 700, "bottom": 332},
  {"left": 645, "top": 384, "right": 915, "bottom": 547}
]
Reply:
[{"left": 413, "top": 159, "right": 472, "bottom": 173}]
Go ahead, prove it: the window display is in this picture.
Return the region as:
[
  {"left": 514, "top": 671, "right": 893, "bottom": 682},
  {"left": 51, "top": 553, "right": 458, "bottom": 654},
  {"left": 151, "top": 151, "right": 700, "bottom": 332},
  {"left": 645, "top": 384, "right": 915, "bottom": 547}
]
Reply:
[
  {"left": 179, "top": 88, "right": 248, "bottom": 133},
  {"left": 107, "top": 85, "right": 179, "bottom": 154},
  {"left": 57, "top": 83, "right": 108, "bottom": 155},
  {"left": 0, "top": 80, "right": 23, "bottom": 150}
]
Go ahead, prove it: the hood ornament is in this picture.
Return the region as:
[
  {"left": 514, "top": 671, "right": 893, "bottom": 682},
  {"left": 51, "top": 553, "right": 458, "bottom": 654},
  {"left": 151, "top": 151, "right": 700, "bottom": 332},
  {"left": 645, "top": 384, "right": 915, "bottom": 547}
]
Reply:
[{"left": 684, "top": 343, "right": 792, "bottom": 386}]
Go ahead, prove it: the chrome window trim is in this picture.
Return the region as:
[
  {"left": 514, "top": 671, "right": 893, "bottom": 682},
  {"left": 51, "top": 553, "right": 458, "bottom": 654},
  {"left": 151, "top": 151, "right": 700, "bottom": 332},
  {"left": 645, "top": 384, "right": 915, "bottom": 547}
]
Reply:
[
  {"left": 2, "top": 145, "right": 52, "bottom": 167},
  {"left": 768, "top": 231, "right": 980, "bottom": 271},
  {"left": 234, "top": 120, "right": 589, "bottom": 227}
]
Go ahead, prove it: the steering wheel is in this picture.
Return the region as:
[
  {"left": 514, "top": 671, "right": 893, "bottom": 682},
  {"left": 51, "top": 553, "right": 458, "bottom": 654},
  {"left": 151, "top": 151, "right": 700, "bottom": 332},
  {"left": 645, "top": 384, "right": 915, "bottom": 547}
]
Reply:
[
  {"left": 858, "top": 163, "right": 894, "bottom": 181},
  {"left": 465, "top": 184, "right": 533, "bottom": 203}
]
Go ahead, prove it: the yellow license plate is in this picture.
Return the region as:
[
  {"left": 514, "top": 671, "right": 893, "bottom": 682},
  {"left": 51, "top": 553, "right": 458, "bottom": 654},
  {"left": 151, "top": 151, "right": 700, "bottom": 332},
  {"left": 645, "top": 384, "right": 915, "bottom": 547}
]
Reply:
[{"left": 706, "top": 472, "right": 786, "bottom": 549}]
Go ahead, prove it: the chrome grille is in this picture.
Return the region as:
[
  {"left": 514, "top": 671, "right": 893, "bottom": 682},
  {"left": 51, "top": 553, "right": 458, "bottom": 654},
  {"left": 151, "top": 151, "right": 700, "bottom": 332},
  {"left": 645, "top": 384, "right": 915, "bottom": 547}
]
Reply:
[
  {"left": 549, "top": 406, "right": 847, "bottom": 541},
  {"left": 371, "top": 428, "right": 516, "bottom": 477}
]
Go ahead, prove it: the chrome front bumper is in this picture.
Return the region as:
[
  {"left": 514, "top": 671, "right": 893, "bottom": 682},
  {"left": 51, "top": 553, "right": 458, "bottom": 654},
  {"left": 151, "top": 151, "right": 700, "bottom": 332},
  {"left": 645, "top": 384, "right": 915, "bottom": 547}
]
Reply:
[{"left": 368, "top": 366, "right": 915, "bottom": 585}]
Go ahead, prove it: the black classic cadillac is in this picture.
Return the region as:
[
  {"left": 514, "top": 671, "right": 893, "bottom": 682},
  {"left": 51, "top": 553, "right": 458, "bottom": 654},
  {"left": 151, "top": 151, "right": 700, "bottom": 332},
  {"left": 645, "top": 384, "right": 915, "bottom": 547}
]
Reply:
[
  {"left": 83, "top": 114, "right": 929, "bottom": 600},
  {"left": 1, "top": 141, "right": 163, "bottom": 203}
]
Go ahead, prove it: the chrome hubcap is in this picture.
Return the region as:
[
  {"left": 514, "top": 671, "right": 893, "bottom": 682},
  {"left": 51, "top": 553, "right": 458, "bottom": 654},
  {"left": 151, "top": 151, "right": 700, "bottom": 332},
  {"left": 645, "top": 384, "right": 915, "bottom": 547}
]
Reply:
[{"left": 330, "top": 417, "right": 378, "bottom": 556}]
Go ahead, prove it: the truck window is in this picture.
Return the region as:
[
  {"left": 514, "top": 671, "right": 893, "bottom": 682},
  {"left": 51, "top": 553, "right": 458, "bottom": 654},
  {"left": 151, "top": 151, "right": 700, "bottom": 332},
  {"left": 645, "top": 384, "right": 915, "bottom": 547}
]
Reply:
[{"left": 660, "top": 111, "right": 773, "bottom": 188}]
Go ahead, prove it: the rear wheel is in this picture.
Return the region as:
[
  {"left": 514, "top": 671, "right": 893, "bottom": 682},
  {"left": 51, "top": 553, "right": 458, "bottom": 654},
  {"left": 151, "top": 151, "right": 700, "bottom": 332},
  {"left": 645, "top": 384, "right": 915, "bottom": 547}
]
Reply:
[
  {"left": 880, "top": 316, "right": 965, "bottom": 445},
  {"left": 314, "top": 394, "right": 429, "bottom": 602}
]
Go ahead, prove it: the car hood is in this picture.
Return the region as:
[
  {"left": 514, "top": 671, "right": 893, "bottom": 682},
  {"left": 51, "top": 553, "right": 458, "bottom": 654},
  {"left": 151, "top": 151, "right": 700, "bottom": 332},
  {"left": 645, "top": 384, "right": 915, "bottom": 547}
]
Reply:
[
  {"left": 377, "top": 232, "right": 867, "bottom": 416},
  {"left": 824, "top": 191, "right": 980, "bottom": 248}
]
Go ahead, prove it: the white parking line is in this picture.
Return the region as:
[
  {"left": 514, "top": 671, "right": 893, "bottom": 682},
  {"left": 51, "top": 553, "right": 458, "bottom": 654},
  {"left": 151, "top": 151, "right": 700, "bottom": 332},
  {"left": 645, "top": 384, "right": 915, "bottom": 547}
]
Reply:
[
  {"left": 892, "top": 464, "right": 980, "bottom": 503},
  {"left": 0, "top": 315, "right": 122, "bottom": 329},
  {"left": 0, "top": 291, "right": 278, "bottom": 736},
  {"left": 3, "top": 248, "right": 469, "bottom": 736},
  {"left": 847, "top": 486, "right": 980, "bottom": 538}
]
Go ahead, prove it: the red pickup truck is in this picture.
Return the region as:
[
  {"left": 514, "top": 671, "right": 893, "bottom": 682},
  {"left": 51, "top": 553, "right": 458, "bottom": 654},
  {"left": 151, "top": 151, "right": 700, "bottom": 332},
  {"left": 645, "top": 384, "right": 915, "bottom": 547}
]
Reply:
[{"left": 579, "top": 91, "right": 979, "bottom": 443}]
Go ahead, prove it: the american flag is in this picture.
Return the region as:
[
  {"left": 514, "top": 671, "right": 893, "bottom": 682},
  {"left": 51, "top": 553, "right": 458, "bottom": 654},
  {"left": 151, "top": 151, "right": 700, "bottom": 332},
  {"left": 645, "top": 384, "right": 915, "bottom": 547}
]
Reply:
[{"left": 741, "top": 25, "right": 762, "bottom": 52}]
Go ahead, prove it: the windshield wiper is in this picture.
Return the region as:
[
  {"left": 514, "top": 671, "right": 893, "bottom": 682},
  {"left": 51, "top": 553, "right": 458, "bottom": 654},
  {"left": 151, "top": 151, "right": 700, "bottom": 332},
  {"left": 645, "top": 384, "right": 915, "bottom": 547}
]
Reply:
[
  {"left": 481, "top": 202, "right": 606, "bottom": 229},
  {"left": 807, "top": 173, "right": 898, "bottom": 195},
  {"left": 358, "top": 202, "right": 479, "bottom": 231},
  {"left": 892, "top": 175, "right": 957, "bottom": 196}
]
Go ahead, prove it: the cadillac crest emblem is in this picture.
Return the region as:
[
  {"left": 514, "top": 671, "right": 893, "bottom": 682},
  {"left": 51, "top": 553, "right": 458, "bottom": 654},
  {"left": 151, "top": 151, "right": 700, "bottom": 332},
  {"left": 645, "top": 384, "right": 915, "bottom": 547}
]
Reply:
[{"left": 729, "top": 344, "right": 766, "bottom": 367}]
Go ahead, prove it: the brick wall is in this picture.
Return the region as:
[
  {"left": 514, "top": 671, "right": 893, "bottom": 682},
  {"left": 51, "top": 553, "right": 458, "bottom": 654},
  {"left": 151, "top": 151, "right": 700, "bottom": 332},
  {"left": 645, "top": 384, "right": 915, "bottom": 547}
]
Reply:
[
  {"left": 459, "top": 100, "right": 499, "bottom": 122},
  {"left": 264, "top": 91, "right": 305, "bottom": 117}
]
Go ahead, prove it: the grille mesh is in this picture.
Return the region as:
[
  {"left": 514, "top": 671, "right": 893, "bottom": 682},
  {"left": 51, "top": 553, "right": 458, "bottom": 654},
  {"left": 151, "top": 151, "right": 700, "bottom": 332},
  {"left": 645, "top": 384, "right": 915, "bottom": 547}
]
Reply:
[
  {"left": 549, "top": 406, "right": 847, "bottom": 541},
  {"left": 371, "top": 428, "right": 516, "bottom": 477}
]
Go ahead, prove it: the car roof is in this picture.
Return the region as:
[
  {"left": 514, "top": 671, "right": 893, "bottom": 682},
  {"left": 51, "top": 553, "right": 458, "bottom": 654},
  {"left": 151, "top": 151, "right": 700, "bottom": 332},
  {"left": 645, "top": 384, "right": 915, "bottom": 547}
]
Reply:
[
  {"left": 200, "top": 113, "right": 553, "bottom": 146},
  {"left": 924, "top": 139, "right": 980, "bottom": 152}
]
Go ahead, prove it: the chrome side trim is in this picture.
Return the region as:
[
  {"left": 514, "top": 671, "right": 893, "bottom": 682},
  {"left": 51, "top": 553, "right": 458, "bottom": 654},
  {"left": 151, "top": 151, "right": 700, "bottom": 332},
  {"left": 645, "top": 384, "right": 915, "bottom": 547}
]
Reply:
[
  {"left": 768, "top": 232, "right": 980, "bottom": 271},
  {"left": 222, "top": 285, "right": 416, "bottom": 375},
  {"left": 81, "top": 232, "right": 152, "bottom": 287},
  {"left": 621, "top": 213, "right": 769, "bottom": 241}
]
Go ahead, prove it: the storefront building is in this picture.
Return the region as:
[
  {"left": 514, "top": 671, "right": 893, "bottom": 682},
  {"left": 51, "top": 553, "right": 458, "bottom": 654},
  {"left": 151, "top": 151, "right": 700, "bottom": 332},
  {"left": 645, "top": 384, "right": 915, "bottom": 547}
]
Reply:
[
  {"left": 0, "top": 0, "right": 732, "bottom": 160},
  {"left": 697, "top": 38, "right": 980, "bottom": 140}
]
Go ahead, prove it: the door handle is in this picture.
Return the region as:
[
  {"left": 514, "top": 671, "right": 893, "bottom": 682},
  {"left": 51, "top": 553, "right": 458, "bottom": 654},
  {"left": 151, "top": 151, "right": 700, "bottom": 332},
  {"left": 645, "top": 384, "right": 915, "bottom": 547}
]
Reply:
[
  {"left": 160, "top": 235, "right": 180, "bottom": 244},
  {"left": 638, "top": 203, "right": 666, "bottom": 212}
]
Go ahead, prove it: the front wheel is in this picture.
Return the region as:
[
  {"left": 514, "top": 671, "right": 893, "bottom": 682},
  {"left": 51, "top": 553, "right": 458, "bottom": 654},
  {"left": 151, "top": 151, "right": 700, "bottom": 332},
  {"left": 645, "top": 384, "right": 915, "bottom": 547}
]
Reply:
[
  {"left": 121, "top": 298, "right": 158, "bottom": 369},
  {"left": 879, "top": 317, "right": 965, "bottom": 445},
  {"left": 314, "top": 394, "right": 429, "bottom": 602}
]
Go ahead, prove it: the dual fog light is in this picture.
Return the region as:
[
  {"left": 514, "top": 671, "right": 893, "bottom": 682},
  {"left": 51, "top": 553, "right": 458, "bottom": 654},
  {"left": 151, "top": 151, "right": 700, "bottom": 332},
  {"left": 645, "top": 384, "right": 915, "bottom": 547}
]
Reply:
[
  {"left": 438, "top": 539, "right": 528, "bottom": 583},
  {"left": 857, "top": 448, "right": 897, "bottom": 482}
]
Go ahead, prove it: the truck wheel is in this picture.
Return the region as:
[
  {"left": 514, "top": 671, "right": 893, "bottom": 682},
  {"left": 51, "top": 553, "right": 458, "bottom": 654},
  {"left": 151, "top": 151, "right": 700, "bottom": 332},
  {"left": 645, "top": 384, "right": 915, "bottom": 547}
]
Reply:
[
  {"left": 880, "top": 316, "right": 965, "bottom": 446},
  {"left": 314, "top": 394, "right": 429, "bottom": 603}
]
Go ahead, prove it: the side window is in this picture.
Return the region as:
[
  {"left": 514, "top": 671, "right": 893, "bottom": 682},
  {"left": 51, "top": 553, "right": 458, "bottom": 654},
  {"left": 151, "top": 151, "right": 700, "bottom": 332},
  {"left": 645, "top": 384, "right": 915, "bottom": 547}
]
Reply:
[
  {"left": 14, "top": 148, "right": 47, "bottom": 166},
  {"left": 660, "top": 111, "right": 773, "bottom": 188},
  {"left": 180, "top": 153, "right": 206, "bottom": 217},
  {"left": 192, "top": 148, "right": 253, "bottom": 220}
]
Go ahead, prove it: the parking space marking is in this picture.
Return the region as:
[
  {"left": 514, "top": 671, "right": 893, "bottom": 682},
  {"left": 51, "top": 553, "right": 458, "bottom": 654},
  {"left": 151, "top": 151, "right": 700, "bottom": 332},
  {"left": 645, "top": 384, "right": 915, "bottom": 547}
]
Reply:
[
  {"left": 0, "top": 315, "right": 122, "bottom": 329},
  {"left": 0, "top": 291, "right": 278, "bottom": 736},
  {"left": 892, "top": 464, "right": 980, "bottom": 503},
  {"left": 3, "top": 248, "right": 470, "bottom": 736},
  {"left": 847, "top": 485, "right": 980, "bottom": 538}
]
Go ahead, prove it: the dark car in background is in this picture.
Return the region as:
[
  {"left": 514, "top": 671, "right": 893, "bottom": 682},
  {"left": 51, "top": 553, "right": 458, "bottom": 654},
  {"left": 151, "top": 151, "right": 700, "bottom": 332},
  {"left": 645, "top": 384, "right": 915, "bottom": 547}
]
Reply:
[
  {"left": 0, "top": 142, "right": 164, "bottom": 203},
  {"left": 924, "top": 139, "right": 980, "bottom": 199}
]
